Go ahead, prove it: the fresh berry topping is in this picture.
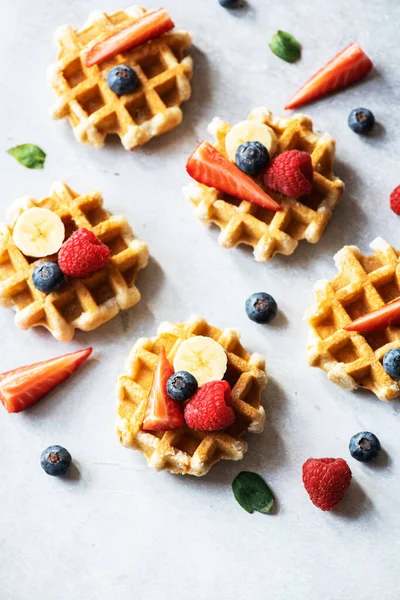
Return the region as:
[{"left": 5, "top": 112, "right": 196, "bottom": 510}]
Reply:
[
  {"left": 143, "top": 347, "right": 184, "bottom": 431},
  {"left": 84, "top": 8, "right": 174, "bottom": 67},
  {"left": 106, "top": 65, "right": 139, "bottom": 96},
  {"left": 285, "top": 43, "right": 373, "bottom": 109},
  {"left": 264, "top": 150, "right": 313, "bottom": 198},
  {"left": 236, "top": 142, "right": 270, "bottom": 176},
  {"left": 245, "top": 292, "right": 277, "bottom": 324},
  {"left": 344, "top": 298, "right": 400, "bottom": 332},
  {"left": 186, "top": 141, "right": 281, "bottom": 212},
  {"left": 32, "top": 262, "right": 65, "bottom": 293},
  {"left": 184, "top": 380, "right": 235, "bottom": 431},
  {"left": 349, "top": 432, "right": 381, "bottom": 463},
  {"left": 348, "top": 108, "right": 375, "bottom": 134},
  {"left": 218, "top": 0, "right": 240, "bottom": 8},
  {"left": 166, "top": 371, "right": 198, "bottom": 402},
  {"left": 390, "top": 185, "right": 400, "bottom": 215},
  {"left": 40, "top": 445, "right": 71, "bottom": 476},
  {"left": 383, "top": 348, "right": 400, "bottom": 378},
  {"left": 0, "top": 348, "right": 92, "bottom": 414},
  {"left": 58, "top": 228, "right": 110, "bottom": 278},
  {"left": 302, "top": 457, "right": 352, "bottom": 511}
]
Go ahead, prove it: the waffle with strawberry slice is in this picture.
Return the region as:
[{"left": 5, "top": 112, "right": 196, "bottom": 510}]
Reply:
[
  {"left": 0, "top": 182, "right": 148, "bottom": 341},
  {"left": 49, "top": 6, "right": 193, "bottom": 150},
  {"left": 116, "top": 316, "right": 267, "bottom": 476},
  {"left": 306, "top": 238, "right": 400, "bottom": 401},
  {"left": 184, "top": 107, "right": 344, "bottom": 262}
]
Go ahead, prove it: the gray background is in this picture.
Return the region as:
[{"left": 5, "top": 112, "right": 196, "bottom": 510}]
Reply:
[{"left": 0, "top": 1, "right": 399, "bottom": 598}]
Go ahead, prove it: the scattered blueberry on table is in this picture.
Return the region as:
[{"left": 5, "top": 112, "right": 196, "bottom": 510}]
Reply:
[
  {"left": 245, "top": 292, "right": 277, "bottom": 324},
  {"left": 349, "top": 432, "right": 381, "bottom": 462},
  {"left": 348, "top": 107, "right": 375, "bottom": 134},
  {"left": 41, "top": 445, "right": 72, "bottom": 476}
]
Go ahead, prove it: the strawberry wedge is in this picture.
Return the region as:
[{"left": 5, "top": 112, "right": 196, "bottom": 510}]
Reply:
[
  {"left": 186, "top": 141, "right": 281, "bottom": 211},
  {"left": 344, "top": 298, "right": 400, "bottom": 333},
  {"left": 0, "top": 348, "right": 92, "bottom": 414},
  {"left": 285, "top": 43, "right": 373, "bottom": 110},
  {"left": 84, "top": 8, "right": 174, "bottom": 67},
  {"left": 143, "top": 346, "right": 184, "bottom": 431}
]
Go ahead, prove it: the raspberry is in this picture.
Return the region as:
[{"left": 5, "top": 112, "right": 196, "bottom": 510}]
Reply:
[
  {"left": 302, "top": 458, "right": 352, "bottom": 511},
  {"left": 58, "top": 228, "right": 110, "bottom": 278},
  {"left": 390, "top": 185, "right": 400, "bottom": 215},
  {"left": 184, "top": 380, "right": 235, "bottom": 431},
  {"left": 263, "top": 150, "right": 313, "bottom": 198}
]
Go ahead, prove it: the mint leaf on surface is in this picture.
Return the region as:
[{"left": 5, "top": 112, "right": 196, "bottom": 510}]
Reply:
[
  {"left": 232, "top": 471, "right": 275, "bottom": 514},
  {"left": 270, "top": 31, "right": 301, "bottom": 63},
  {"left": 7, "top": 144, "right": 46, "bottom": 169}
]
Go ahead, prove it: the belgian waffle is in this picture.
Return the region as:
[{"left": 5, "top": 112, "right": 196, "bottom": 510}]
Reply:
[
  {"left": 49, "top": 6, "right": 193, "bottom": 150},
  {"left": 184, "top": 107, "right": 344, "bottom": 262},
  {"left": 306, "top": 238, "right": 400, "bottom": 401},
  {"left": 0, "top": 182, "right": 148, "bottom": 342},
  {"left": 116, "top": 316, "right": 267, "bottom": 476}
]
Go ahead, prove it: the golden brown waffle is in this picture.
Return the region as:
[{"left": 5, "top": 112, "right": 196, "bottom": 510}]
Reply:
[
  {"left": 116, "top": 316, "right": 267, "bottom": 476},
  {"left": 49, "top": 6, "right": 193, "bottom": 150},
  {"left": 184, "top": 107, "right": 344, "bottom": 262},
  {"left": 306, "top": 238, "right": 400, "bottom": 401},
  {"left": 0, "top": 182, "right": 148, "bottom": 341}
]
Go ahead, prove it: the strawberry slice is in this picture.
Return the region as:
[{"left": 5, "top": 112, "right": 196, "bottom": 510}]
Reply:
[
  {"left": 0, "top": 348, "right": 92, "bottom": 414},
  {"left": 186, "top": 141, "right": 281, "bottom": 212},
  {"left": 344, "top": 298, "right": 400, "bottom": 333},
  {"left": 143, "top": 346, "right": 184, "bottom": 431},
  {"left": 84, "top": 8, "right": 174, "bottom": 67},
  {"left": 285, "top": 43, "right": 373, "bottom": 110}
]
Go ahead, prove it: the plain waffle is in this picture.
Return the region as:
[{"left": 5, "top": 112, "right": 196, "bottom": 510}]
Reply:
[
  {"left": 184, "top": 107, "right": 344, "bottom": 262},
  {"left": 116, "top": 316, "right": 267, "bottom": 476},
  {"left": 49, "top": 6, "right": 193, "bottom": 150},
  {"left": 306, "top": 238, "right": 400, "bottom": 401},
  {"left": 0, "top": 182, "right": 148, "bottom": 341}
]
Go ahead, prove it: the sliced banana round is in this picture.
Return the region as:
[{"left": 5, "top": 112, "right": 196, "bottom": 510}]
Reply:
[
  {"left": 225, "top": 120, "right": 278, "bottom": 162},
  {"left": 173, "top": 336, "right": 227, "bottom": 387},
  {"left": 13, "top": 207, "right": 65, "bottom": 258}
]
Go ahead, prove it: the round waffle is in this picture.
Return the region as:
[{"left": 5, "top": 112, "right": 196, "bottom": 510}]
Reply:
[
  {"left": 306, "top": 238, "right": 400, "bottom": 401},
  {"left": 184, "top": 107, "right": 344, "bottom": 262},
  {"left": 116, "top": 316, "right": 267, "bottom": 476}
]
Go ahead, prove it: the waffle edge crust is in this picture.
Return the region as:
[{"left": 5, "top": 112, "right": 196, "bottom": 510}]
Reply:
[
  {"left": 49, "top": 6, "right": 193, "bottom": 150},
  {"left": 0, "top": 182, "right": 149, "bottom": 341},
  {"left": 306, "top": 238, "right": 400, "bottom": 401},
  {"left": 184, "top": 107, "right": 344, "bottom": 262},
  {"left": 116, "top": 316, "right": 268, "bottom": 476}
]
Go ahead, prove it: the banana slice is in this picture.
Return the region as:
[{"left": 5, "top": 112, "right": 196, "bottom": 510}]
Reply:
[
  {"left": 225, "top": 120, "right": 278, "bottom": 162},
  {"left": 13, "top": 207, "right": 65, "bottom": 258},
  {"left": 173, "top": 336, "right": 227, "bottom": 387}
]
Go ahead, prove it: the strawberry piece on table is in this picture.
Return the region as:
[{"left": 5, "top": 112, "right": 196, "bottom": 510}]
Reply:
[
  {"left": 143, "top": 346, "right": 184, "bottom": 431},
  {"left": 84, "top": 8, "right": 174, "bottom": 67},
  {"left": 344, "top": 298, "right": 400, "bottom": 332},
  {"left": 285, "top": 43, "right": 373, "bottom": 110},
  {"left": 186, "top": 141, "right": 281, "bottom": 212},
  {"left": 0, "top": 348, "right": 92, "bottom": 414}
]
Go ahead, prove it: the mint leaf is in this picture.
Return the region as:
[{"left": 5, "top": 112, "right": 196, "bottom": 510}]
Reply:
[
  {"left": 232, "top": 471, "right": 275, "bottom": 514},
  {"left": 7, "top": 144, "right": 46, "bottom": 169},
  {"left": 269, "top": 31, "right": 301, "bottom": 63}
]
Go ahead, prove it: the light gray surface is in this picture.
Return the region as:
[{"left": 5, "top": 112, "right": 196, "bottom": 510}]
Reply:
[{"left": 0, "top": 1, "right": 399, "bottom": 598}]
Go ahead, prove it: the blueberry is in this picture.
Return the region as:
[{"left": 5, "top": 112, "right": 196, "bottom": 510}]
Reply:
[
  {"left": 348, "top": 108, "right": 375, "bottom": 134},
  {"left": 383, "top": 348, "right": 400, "bottom": 378},
  {"left": 106, "top": 65, "right": 139, "bottom": 96},
  {"left": 32, "top": 262, "right": 65, "bottom": 293},
  {"left": 167, "top": 371, "right": 198, "bottom": 401},
  {"left": 245, "top": 292, "right": 277, "bottom": 324},
  {"left": 236, "top": 142, "right": 270, "bottom": 176},
  {"left": 40, "top": 445, "right": 71, "bottom": 476},
  {"left": 349, "top": 432, "right": 381, "bottom": 462},
  {"left": 218, "top": 0, "right": 240, "bottom": 7}
]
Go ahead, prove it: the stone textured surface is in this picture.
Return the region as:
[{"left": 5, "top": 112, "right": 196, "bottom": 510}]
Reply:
[{"left": 0, "top": 1, "right": 399, "bottom": 599}]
